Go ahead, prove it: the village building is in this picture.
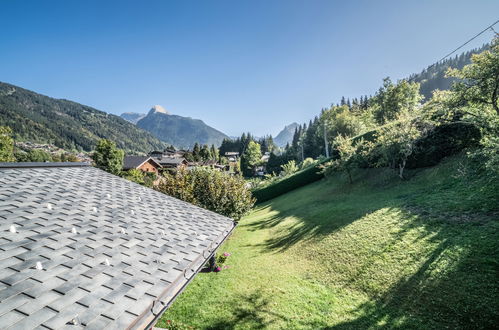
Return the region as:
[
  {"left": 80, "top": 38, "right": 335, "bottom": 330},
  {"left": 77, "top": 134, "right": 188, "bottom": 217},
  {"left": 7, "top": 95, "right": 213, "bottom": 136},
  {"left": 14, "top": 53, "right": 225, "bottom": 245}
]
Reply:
[
  {"left": 224, "top": 152, "right": 239, "bottom": 162},
  {"left": 0, "top": 162, "right": 235, "bottom": 329},
  {"left": 123, "top": 155, "right": 162, "bottom": 174},
  {"left": 152, "top": 157, "right": 188, "bottom": 169}
]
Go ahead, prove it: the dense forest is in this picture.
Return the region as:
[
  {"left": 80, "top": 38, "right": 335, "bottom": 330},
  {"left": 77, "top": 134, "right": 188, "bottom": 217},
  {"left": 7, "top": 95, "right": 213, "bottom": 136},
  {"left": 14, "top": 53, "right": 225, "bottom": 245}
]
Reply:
[{"left": 0, "top": 82, "right": 166, "bottom": 153}]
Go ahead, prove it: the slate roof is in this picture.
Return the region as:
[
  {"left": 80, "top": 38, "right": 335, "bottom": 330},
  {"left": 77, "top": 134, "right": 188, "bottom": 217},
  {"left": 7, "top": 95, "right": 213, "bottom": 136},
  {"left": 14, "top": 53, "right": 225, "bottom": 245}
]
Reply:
[
  {"left": 0, "top": 162, "right": 235, "bottom": 329},
  {"left": 123, "top": 156, "right": 161, "bottom": 170}
]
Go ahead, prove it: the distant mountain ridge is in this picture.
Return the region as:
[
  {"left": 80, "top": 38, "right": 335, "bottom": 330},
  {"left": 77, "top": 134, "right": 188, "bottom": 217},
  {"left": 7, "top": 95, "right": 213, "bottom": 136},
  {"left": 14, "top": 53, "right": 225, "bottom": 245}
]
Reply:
[
  {"left": 121, "top": 112, "right": 145, "bottom": 124},
  {"left": 122, "top": 106, "right": 229, "bottom": 149},
  {"left": 274, "top": 122, "right": 299, "bottom": 147},
  {"left": 0, "top": 82, "right": 166, "bottom": 153}
]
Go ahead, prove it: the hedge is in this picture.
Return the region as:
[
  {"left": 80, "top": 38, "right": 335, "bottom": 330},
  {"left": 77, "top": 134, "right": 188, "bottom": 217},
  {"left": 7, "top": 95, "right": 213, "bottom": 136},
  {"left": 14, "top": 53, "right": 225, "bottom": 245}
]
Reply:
[
  {"left": 406, "top": 122, "right": 481, "bottom": 168},
  {"left": 251, "top": 160, "right": 329, "bottom": 203}
]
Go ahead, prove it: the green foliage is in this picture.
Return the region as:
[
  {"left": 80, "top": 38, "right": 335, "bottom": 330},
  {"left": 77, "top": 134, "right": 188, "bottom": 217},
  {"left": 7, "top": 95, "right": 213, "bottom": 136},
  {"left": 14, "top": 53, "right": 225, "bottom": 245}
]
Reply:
[
  {"left": 92, "top": 139, "right": 124, "bottom": 175},
  {"left": 0, "top": 126, "right": 14, "bottom": 162},
  {"left": 25, "top": 149, "right": 52, "bottom": 162},
  {"left": 156, "top": 167, "right": 255, "bottom": 220},
  {"left": 252, "top": 160, "right": 327, "bottom": 203},
  {"left": 371, "top": 78, "right": 423, "bottom": 124},
  {"left": 121, "top": 169, "right": 146, "bottom": 185},
  {"left": 280, "top": 160, "right": 299, "bottom": 177},
  {"left": 321, "top": 105, "right": 366, "bottom": 142},
  {"left": 371, "top": 110, "right": 434, "bottom": 179},
  {"left": 300, "top": 157, "right": 316, "bottom": 169},
  {"left": 161, "top": 155, "right": 498, "bottom": 329},
  {"left": 448, "top": 37, "right": 499, "bottom": 115},
  {"left": 321, "top": 136, "right": 365, "bottom": 183},
  {"left": 240, "top": 141, "right": 262, "bottom": 177},
  {"left": 0, "top": 82, "right": 166, "bottom": 153},
  {"left": 406, "top": 122, "right": 481, "bottom": 168},
  {"left": 408, "top": 44, "right": 488, "bottom": 100}
]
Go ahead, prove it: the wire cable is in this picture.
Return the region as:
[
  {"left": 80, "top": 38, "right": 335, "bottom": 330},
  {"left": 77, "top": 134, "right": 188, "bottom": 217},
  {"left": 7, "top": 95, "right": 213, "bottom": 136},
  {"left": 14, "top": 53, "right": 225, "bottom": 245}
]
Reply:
[{"left": 435, "top": 19, "right": 499, "bottom": 64}]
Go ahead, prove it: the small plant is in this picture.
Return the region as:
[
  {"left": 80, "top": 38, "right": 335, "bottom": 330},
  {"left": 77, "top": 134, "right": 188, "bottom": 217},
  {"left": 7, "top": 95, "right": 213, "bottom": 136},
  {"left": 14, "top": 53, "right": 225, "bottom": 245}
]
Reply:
[{"left": 216, "top": 251, "right": 231, "bottom": 265}]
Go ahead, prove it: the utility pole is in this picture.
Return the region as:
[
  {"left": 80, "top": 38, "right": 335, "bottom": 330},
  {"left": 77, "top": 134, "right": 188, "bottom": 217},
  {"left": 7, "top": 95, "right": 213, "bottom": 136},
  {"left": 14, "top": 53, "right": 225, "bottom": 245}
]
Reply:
[{"left": 323, "top": 122, "right": 330, "bottom": 158}]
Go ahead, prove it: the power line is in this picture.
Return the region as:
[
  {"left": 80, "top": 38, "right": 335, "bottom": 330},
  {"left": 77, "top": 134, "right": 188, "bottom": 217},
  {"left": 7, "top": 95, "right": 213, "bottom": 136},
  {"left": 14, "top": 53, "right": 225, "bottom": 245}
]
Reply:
[{"left": 435, "top": 19, "right": 499, "bottom": 65}]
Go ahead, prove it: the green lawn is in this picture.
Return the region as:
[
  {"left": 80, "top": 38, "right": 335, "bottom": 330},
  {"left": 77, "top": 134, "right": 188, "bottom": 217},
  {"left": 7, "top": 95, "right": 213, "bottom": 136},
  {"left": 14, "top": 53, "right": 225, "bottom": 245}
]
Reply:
[{"left": 157, "top": 156, "right": 498, "bottom": 329}]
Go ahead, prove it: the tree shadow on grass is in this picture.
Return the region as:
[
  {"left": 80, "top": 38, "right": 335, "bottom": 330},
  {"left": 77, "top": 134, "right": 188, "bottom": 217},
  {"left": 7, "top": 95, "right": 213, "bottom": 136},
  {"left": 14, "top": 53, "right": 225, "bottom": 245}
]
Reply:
[
  {"left": 329, "top": 216, "right": 499, "bottom": 329},
  {"left": 204, "top": 291, "right": 288, "bottom": 329},
  {"left": 246, "top": 186, "right": 498, "bottom": 328},
  {"left": 243, "top": 177, "right": 399, "bottom": 252}
]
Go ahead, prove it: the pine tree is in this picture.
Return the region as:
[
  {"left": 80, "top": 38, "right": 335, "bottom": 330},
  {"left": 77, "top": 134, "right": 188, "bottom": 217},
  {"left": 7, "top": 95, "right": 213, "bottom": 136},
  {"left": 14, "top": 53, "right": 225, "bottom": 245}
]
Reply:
[{"left": 192, "top": 143, "right": 201, "bottom": 161}]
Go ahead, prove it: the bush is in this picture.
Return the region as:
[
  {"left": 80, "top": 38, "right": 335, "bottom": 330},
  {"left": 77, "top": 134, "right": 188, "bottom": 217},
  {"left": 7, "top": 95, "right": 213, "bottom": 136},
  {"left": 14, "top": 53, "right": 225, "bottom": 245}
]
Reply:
[
  {"left": 300, "top": 157, "right": 316, "bottom": 169},
  {"left": 252, "top": 159, "right": 328, "bottom": 203},
  {"left": 406, "top": 122, "right": 481, "bottom": 168},
  {"left": 156, "top": 167, "right": 254, "bottom": 220}
]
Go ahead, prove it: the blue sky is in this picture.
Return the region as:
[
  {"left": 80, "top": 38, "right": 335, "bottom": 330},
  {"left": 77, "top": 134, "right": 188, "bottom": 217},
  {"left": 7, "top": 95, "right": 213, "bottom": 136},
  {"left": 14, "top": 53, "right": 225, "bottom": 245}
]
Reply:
[{"left": 1, "top": 1, "right": 498, "bottom": 136}]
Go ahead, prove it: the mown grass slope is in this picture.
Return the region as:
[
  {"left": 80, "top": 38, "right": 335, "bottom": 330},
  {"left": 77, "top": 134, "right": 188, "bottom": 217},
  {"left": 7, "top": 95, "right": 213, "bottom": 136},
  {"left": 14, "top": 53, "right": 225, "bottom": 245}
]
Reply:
[{"left": 158, "top": 155, "right": 498, "bottom": 329}]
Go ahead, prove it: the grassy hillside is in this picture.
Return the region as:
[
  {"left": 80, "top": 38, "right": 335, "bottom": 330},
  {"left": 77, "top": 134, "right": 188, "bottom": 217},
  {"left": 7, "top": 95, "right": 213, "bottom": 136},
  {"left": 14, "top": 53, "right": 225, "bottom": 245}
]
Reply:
[
  {"left": 157, "top": 155, "right": 498, "bottom": 329},
  {"left": 0, "top": 82, "right": 166, "bottom": 153}
]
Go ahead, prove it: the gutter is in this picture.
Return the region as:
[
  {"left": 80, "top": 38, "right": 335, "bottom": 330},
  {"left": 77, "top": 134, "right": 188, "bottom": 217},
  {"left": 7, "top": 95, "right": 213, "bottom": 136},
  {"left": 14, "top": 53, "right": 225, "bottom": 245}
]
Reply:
[{"left": 129, "top": 219, "right": 237, "bottom": 330}]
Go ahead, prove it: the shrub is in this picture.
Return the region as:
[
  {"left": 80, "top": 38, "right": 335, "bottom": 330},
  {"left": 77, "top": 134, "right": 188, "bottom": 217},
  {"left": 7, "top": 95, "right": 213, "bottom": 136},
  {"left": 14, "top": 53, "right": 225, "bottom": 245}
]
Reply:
[
  {"left": 280, "top": 160, "right": 299, "bottom": 176},
  {"left": 406, "top": 122, "right": 481, "bottom": 168},
  {"left": 252, "top": 159, "right": 328, "bottom": 203},
  {"left": 300, "top": 157, "right": 316, "bottom": 169},
  {"left": 156, "top": 167, "right": 255, "bottom": 220}
]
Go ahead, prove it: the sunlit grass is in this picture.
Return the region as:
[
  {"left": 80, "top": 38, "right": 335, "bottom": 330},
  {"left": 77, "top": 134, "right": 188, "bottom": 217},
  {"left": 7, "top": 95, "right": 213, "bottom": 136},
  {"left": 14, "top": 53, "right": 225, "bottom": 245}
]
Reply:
[{"left": 157, "top": 156, "right": 498, "bottom": 329}]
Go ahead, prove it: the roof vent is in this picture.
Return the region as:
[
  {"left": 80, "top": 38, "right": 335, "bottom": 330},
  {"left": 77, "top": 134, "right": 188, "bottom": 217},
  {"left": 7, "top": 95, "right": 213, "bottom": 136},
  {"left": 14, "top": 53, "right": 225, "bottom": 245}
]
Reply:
[
  {"left": 104, "top": 258, "right": 111, "bottom": 266},
  {"left": 71, "top": 227, "right": 78, "bottom": 234},
  {"left": 46, "top": 203, "right": 53, "bottom": 210},
  {"left": 9, "top": 225, "right": 16, "bottom": 233},
  {"left": 106, "top": 193, "right": 111, "bottom": 198},
  {"left": 35, "top": 261, "right": 43, "bottom": 270},
  {"left": 130, "top": 210, "right": 135, "bottom": 215},
  {"left": 92, "top": 207, "right": 98, "bottom": 213},
  {"left": 120, "top": 228, "right": 126, "bottom": 235}
]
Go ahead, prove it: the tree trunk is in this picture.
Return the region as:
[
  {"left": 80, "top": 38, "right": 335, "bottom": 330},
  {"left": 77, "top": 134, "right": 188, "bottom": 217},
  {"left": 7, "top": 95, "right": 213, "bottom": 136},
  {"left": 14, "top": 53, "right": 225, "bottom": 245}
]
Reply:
[
  {"left": 347, "top": 169, "right": 353, "bottom": 184},
  {"left": 492, "top": 72, "right": 499, "bottom": 115},
  {"left": 399, "top": 159, "right": 406, "bottom": 180}
]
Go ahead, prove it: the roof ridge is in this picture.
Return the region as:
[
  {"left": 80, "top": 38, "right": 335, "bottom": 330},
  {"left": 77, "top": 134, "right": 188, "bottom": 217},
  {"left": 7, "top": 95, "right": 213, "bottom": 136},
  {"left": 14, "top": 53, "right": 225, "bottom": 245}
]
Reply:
[{"left": 0, "top": 162, "right": 91, "bottom": 168}]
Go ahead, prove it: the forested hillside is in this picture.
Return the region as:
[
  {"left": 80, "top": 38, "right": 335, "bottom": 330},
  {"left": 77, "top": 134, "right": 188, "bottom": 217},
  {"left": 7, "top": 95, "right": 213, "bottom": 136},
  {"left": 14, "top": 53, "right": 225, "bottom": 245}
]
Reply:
[
  {"left": 0, "top": 82, "right": 166, "bottom": 153},
  {"left": 136, "top": 107, "right": 229, "bottom": 148},
  {"left": 409, "top": 44, "right": 489, "bottom": 99}
]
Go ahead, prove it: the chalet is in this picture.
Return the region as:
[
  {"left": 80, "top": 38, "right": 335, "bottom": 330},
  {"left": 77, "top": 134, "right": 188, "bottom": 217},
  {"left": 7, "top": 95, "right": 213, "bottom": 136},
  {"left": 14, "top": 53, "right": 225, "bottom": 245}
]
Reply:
[
  {"left": 123, "top": 155, "right": 162, "bottom": 174},
  {"left": 0, "top": 162, "right": 235, "bottom": 329},
  {"left": 224, "top": 152, "right": 239, "bottom": 162},
  {"left": 153, "top": 157, "right": 188, "bottom": 169}
]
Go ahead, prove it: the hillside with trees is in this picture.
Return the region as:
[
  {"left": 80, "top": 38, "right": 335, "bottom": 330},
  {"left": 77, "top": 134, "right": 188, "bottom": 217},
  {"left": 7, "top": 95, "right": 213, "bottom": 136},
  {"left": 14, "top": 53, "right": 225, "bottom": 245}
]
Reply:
[
  {"left": 158, "top": 37, "right": 499, "bottom": 330},
  {"left": 0, "top": 82, "right": 166, "bottom": 153}
]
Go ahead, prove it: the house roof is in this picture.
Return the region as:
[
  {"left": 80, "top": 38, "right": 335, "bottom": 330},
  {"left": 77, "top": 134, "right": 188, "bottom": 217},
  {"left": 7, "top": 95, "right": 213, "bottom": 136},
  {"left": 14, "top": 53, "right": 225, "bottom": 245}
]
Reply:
[
  {"left": 152, "top": 157, "right": 187, "bottom": 166},
  {"left": 0, "top": 162, "right": 235, "bottom": 329},
  {"left": 123, "top": 156, "right": 161, "bottom": 170}
]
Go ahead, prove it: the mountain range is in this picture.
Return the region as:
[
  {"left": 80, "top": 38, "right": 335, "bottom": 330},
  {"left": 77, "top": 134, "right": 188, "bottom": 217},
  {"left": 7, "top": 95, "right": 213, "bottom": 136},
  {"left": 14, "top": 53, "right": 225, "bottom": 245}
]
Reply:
[
  {"left": 0, "top": 45, "right": 486, "bottom": 154},
  {"left": 122, "top": 106, "right": 229, "bottom": 149},
  {"left": 0, "top": 82, "right": 166, "bottom": 153},
  {"left": 274, "top": 122, "right": 299, "bottom": 147}
]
